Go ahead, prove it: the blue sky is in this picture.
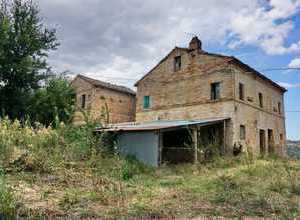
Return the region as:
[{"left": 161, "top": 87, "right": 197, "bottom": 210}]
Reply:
[{"left": 39, "top": 0, "right": 300, "bottom": 140}]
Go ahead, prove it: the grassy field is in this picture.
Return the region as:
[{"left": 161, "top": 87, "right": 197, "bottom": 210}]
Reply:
[
  {"left": 1, "top": 118, "right": 300, "bottom": 219},
  {"left": 2, "top": 156, "right": 300, "bottom": 219}
]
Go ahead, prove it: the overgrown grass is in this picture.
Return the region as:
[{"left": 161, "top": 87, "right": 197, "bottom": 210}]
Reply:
[
  {"left": 0, "top": 117, "right": 300, "bottom": 219},
  {"left": 0, "top": 170, "right": 16, "bottom": 219}
]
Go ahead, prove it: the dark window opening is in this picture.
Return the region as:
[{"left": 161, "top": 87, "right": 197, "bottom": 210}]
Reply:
[
  {"left": 239, "top": 83, "right": 245, "bottom": 100},
  {"left": 259, "top": 93, "right": 263, "bottom": 108},
  {"left": 81, "top": 94, "right": 86, "bottom": 109},
  {"left": 211, "top": 82, "right": 220, "bottom": 100},
  {"left": 278, "top": 102, "right": 282, "bottom": 114},
  {"left": 240, "top": 125, "right": 246, "bottom": 140},
  {"left": 143, "top": 96, "right": 150, "bottom": 109},
  {"left": 280, "top": 133, "right": 284, "bottom": 147},
  {"left": 174, "top": 56, "right": 181, "bottom": 71}
]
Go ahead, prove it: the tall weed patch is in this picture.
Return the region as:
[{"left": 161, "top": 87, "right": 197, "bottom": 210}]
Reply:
[
  {"left": 0, "top": 117, "right": 107, "bottom": 173},
  {"left": 0, "top": 118, "right": 61, "bottom": 172},
  {"left": 0, "top": 171, "right": 15, "bottom": 218}
]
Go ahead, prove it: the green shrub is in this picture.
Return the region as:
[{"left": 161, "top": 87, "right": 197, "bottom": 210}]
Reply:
[
  {"left": 120, "top": 156, "right": 153, "bottom": 181},
  {"left": 0, "top": 175, "right": 15, "bottom": 218},
  {"left": 0, "top": 116, "right": 115, "bottom": 172}
]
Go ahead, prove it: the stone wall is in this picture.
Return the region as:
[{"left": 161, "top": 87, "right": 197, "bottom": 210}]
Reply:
[
  {"left": 136, "top": 48, "right": 235, "bottom": 118},
  {"left": 135, "top": 47, "right": 286, "bottom": 155},
  {"left": 232, "top": 65, "right": 286, "bottom": 155},
  {"left": 135, "top": 48, "right": 236, "bottom": 147},
  {"left": 71, "top": 77, "right": 135, "bottom": 124},
  {"left": 71, "top": 77, "right": 95, "bottom": 124},
  {"left": 92, "top": 87, "right": 135, "bottom": 123}
]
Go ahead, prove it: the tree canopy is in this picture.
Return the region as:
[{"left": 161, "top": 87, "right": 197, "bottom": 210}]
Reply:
[
  {"left": 0, "top": 0, "right": 59, "bottom": 120},
  {"left": 28, "top": 75, "right": 75, "bottom": 127}
]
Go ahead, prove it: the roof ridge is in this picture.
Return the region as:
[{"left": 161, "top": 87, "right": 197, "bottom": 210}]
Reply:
[
  {"left": 134, "top": 47, "right": 285, "bottom": 92},
  {"left": 77, "top": 74, "right": 136, "bottom": 95}
]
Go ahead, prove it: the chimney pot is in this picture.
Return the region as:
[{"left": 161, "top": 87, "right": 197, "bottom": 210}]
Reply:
[{"left": 189, "top": 36, "right": 202, "bottom": 51}]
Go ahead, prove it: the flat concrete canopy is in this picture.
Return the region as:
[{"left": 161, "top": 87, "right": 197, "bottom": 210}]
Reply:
[{"left": 96, "top": 117, "right": 230, "bottom": 132}]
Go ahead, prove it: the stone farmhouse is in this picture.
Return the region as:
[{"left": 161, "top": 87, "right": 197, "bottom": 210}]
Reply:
[
  {"left": 136, "top": 37, "right": 286, "bottom": 154},
  {"left": 99, "top": 37, "right": 286, "bottom": 165},
  {"left": 71, "top": 74, "right": 136, "bottom": 124}
]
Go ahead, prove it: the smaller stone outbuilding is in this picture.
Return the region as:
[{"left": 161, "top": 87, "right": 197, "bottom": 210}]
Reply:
[{"left": 71, "top": 74, "right": 136, "bottom": 124}]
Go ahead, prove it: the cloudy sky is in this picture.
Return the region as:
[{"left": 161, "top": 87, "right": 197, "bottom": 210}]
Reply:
[{"left": 38, "top": 0, "right": 300, "bottom": 140}]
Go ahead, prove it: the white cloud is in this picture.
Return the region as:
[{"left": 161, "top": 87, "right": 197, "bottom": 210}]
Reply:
[
  {"left": 278, "top": 82, "right": 300, "bottom": 88},
  {"left": 288, "top": 58, "right": 300, "bottom": 68},
  {"left": 38, "top": 0, "right": 300, "bottom": 86},
  {"left": 229, "top": 0, "right": 300, "bottom": 55}
]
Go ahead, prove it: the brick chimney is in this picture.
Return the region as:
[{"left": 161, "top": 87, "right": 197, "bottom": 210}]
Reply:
[{"left": 189, "top": 36, "right": 202, "bottom": 51}]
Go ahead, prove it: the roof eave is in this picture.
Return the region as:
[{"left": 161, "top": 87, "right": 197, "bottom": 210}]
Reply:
[
  {"left": 229, "top": 58, "right": 287, "bottom": 93},
  {"left": 76, "top": 74, "right": 136, "bottom": 95}
]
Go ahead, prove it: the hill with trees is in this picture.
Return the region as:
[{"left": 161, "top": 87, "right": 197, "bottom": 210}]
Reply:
[{"left": 287, "top": 140, "right": 300, "bottom": 159}]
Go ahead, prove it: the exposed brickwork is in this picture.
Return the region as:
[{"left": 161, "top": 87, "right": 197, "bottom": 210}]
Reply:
[
  {"left": 232, "top": 65, "right": 286, "bottom": 155},
  {"left": 135, "top": 38, "right": 286, "bottom": 155},
  {"left": 71, "top": 75, "right": 135, "bottom": 124}
]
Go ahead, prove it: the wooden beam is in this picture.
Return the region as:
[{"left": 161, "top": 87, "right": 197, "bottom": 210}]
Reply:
[
  {"left": 158, "top": 131, "right": 163, "bottom": 165},
  {"left": 193, "top": 128, "right": 198, "bottom": 164},
  {"left": 223, "top": 120, "right": 226, "bottom": 154}
]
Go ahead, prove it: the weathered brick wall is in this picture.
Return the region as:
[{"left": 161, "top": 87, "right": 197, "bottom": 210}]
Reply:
[
  {"left": 92, "top": 87, "right": 135, "bottom": 123},
  {"left": 71, "top": 77, "right": 95, "bottom": 124},
  {"left": 135, "top": 47, "right": 286, "bottom": 155},
  {"left": 136, "top": 48, "right": 235, "bottom": 117},
  {"left": 71, "top": 77, "right": 135, "bottom": 124},
  {"left": 135, "top": 48, "right": 236, "bottom": 147},
  {"left": 232, "top": 65, "right": 286, "bottom": 155}
]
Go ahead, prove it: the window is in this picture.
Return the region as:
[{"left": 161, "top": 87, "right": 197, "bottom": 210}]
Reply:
[
  {"left": 240, "top": 125, "right": 246, "bottom": 140},
  {"left": 211, "top": 82, "right": 220, "bottom": 100},
  {"left": 174, "top": 56, "right": 181, "bottom": 71},
  {"left": 278, "top": 102, "right": 281, "bottom": 114},
  {"left": 143, "top": 96, "right": 150, "bottom": 109},
  {"left": 81, "top": 94, "right": 86, "bottom": 109},
  {"left": 239, "top": 83, "right": 245, "bottom": 100},
  {"left": 280, "top": 133, "right": 283, "bottom": 140},
  {"left": 259, "top": 93, "right": 263, "bottom": 108}
]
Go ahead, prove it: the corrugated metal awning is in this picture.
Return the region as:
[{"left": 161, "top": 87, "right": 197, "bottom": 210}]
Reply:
[{"left": 96, "top": 117, "right": 230, "bottom": 132}]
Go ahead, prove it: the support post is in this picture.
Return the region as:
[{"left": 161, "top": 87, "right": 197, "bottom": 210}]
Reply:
[
  {"left": 223, "top": 120, "right": 226, "bottom": 154},
  {"left": 158, "top": 130, "right": 163, "bottom": 165},
  {"left": 193, "top": 128, "right": 198, "bottom": 164}
]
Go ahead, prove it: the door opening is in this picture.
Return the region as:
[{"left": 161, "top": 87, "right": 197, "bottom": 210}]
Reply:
[
  {"left": 267, "top": 129, "right": 274, "bottom": 154},
  {"left": 259, "top": 129, "right": 266, "bottom": 155}
]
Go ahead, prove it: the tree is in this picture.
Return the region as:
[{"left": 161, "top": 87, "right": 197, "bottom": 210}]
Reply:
[
  {"left": 0, "top": 0, "right": 58, "bottom": 120},
  {"left": 28, "top": 75, "right": 75, "bottom": 126}
]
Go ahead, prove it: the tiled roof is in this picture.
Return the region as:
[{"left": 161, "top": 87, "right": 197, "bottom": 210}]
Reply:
[{"left": 76, "top": 74, "right": 136, "bottom": 95}]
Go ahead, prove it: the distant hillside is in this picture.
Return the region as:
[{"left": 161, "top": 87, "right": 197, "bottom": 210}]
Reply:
[{"left": 286, "top": 140, "right": 300, "bottom": 159}]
